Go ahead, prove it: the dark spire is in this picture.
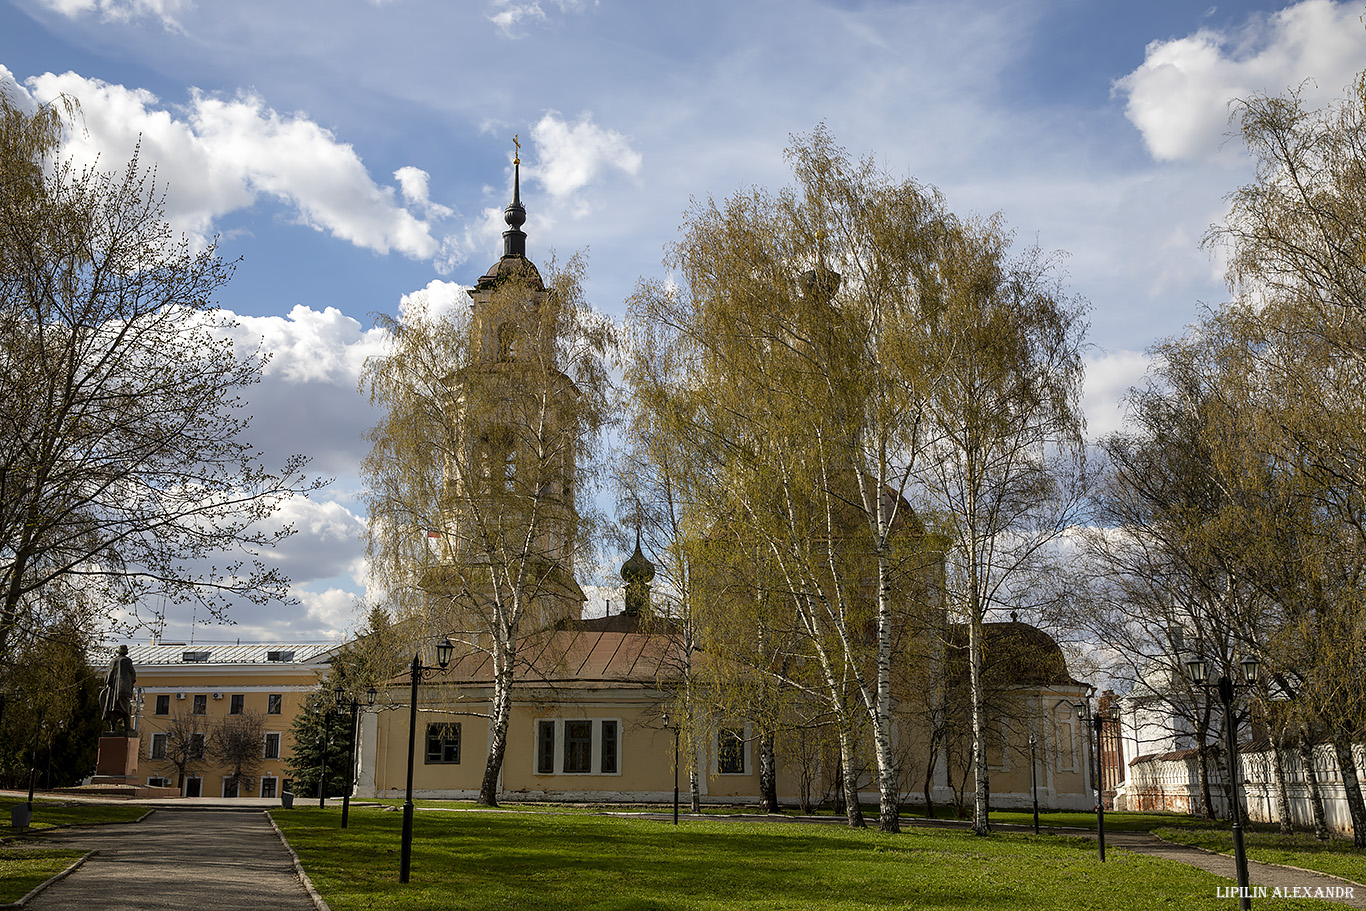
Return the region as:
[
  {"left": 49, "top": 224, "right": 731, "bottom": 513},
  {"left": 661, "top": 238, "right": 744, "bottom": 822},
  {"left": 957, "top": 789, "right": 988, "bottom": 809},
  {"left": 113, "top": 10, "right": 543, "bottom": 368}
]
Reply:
[
  {"left": 621, "top": 524, "right": 655, "bottom": 617},
  {"left": 503, "top": 134, "right": 527, "bottom": 258}
]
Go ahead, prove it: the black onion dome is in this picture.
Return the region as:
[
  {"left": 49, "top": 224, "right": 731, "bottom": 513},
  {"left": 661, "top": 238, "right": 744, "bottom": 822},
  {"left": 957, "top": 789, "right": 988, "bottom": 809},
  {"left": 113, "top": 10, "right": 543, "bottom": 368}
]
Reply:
[{"left": 621, "top": 539, "right": 655, "bottom": 585}]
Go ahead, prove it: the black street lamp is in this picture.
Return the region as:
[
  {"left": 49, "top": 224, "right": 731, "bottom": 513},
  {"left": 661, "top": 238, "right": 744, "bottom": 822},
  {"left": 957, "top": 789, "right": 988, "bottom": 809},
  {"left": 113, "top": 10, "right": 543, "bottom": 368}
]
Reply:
[
  {"left": 1075, "top": 701, "right": 1106, "bottom": 861},
  {"left": 335, "top": 683, "right": 378, "bottom": 829},
  {"left": 661, "top": 712, "right": 680, "bottom": 825},
  {"left": 400, "top": 637, "right": 453, "bottom": 884},
  {"left": 1185, "top": 654, "right": 1260, "bottom": 910},
  {"left": 1028, "top": 733, "right": 1040, "bottom": 835}
]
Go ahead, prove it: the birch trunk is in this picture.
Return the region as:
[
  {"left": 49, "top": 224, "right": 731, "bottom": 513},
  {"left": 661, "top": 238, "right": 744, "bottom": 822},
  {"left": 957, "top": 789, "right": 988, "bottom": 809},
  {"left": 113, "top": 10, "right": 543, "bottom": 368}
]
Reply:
[
  {"left": 1298, "top": 735, "right": 1330, "bottom": 840},
  {"left": 1332, "top": 733, "right": 1366, "bottom": 848},
  {"left": 835, "top": 727, "right": 866, "bottom": 828},
  {"left": 759, "top": 729, "right": 779, "bottom": 812},
  {"left": 1271, "top": 737, "right": 1294, "bottom": 835},
  {"left": 478, "top": 649, "right": 515, "bottom": 806}
]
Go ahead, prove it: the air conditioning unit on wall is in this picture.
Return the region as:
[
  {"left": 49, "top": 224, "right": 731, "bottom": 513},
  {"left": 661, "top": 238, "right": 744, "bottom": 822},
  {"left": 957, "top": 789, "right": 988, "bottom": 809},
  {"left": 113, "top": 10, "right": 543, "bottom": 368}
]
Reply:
[
  {"left": 176, "top": 693, "right": 186, "bottom": 700},
  {"left": 212, "top": 693, "right": 222, "bottom": 700}
]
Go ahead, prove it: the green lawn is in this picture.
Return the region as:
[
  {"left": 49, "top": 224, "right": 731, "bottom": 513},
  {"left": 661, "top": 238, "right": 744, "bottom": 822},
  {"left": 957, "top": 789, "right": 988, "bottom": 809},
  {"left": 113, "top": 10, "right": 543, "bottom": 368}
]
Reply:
[
  {"left": 1153, "top": 826, "right": 1366, "bottom": 886},
  {"left": 3, "top": 801, "right": 149, "bottom": 832},
  {"left": 0, "top": 800, "right": 148, "bottom": 903},
  {"left": 0, "top": 849, "right": 85, "bottom": 903},
  {"left": 270, "top": 806, "right": 1347, "bottom": 910}
]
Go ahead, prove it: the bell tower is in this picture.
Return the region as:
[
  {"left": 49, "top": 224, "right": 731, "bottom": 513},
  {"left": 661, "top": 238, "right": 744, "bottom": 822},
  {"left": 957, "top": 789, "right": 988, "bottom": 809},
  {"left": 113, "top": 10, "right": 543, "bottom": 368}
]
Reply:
[{"left": 438, "top": 141, "right": 586, "bottom": 632}]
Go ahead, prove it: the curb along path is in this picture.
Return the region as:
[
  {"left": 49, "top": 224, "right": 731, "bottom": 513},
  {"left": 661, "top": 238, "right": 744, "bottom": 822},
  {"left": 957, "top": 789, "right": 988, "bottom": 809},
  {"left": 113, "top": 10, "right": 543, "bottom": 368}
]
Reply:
[{"left": 23, "top": 809, "right": 318, "bottom": 911}]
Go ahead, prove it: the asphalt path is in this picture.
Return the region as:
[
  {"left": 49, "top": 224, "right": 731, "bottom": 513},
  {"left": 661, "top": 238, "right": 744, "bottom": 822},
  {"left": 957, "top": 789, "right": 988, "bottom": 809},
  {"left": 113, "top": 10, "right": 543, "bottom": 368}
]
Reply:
[{"left": 22, "top": 808, "right": 317, "bottom": 911}]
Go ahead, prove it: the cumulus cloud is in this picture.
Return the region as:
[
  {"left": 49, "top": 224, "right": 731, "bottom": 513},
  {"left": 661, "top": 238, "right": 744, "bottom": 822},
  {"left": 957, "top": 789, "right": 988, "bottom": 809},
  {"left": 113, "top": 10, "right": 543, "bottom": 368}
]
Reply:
[
  {"left": 529, "top": 111, "right": 642, "bottom": 208},
  {"left": 1115, "top": 0, "right": 1366, "bottom": 162},
  {"left": 38, "top": 0, "right": 188, "bottom": 27},
  {"left": 397, "top": 279, "right": 474, "bottom": 325},
  {"left": 13, "top": 70, "right": 458, "bottom": 266},
  {"left": 1083, "top": 350, "right": 1152, "bottom": 440}
]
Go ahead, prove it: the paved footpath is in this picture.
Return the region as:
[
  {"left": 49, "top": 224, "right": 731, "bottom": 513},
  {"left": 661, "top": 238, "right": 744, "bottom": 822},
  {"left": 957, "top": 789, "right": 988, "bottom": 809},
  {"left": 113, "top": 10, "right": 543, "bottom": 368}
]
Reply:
[{"left": 25, "top": 809, "right": 317, "bottom": 911}]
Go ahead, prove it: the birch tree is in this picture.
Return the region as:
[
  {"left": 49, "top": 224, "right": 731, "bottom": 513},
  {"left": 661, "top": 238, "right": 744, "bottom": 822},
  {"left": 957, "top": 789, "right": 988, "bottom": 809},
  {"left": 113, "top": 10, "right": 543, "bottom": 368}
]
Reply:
[
  {"left": 361, "top": 253, "right": 616, "bottom": 806},
  {"left": 912, "top": 216, "right": 1087, "bottom": 835},
  {"left": 626, "top": 128, "right": 951, "bottom": 832}
]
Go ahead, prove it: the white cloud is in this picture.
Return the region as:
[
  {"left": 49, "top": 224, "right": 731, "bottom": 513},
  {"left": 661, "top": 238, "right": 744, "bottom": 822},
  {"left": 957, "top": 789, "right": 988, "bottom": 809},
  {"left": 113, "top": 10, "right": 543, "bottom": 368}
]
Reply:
[
  {"left": 225, "top": 305, "right": 390, "bottom": 385},
  {"left": 397, "top": 279, "right": 473, "bottom": 325},
  {"left": 15, "top": 71, "right": 458, "bottom": 264},
  {"left": 37, "top": 0, "right": 188, "bottom": 28},
  {"left": 489, "top": 1, "right": 547, "bottom": 36},
  {"left": 1083, "top": 350, "right": 1152, "bottom": 440},
  {"left": 529, "top": 111, "right": 642, "bottom": 209},
  {"left": 1116, "top": 0, "right": 1366, "bottom": 162}
]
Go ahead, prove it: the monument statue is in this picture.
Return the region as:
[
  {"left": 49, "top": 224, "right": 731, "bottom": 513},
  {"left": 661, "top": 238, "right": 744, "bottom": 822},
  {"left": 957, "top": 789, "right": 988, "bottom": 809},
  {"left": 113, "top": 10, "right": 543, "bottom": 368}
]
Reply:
[{"left": 99, "top": 645, "right": 136, "bottom": 732}]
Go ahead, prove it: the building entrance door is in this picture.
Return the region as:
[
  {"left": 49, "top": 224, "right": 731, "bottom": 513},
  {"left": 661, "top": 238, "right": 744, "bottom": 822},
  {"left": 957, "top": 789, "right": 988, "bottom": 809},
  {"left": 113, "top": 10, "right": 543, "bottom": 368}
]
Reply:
[{"left": 185, "top": 777, "right": 202, "bottom": 797}]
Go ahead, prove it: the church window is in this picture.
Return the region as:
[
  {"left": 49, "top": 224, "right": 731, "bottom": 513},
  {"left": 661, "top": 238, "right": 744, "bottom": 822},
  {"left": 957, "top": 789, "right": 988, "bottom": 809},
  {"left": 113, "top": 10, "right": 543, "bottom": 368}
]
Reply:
[
  {"left": 425, "top": 723, "right": 461, "bottom": 764},
  {"left": 534, "top": 719, "right": 621, "bottom": 775},
  {"left": 718, "top": 726, "right": 747, "bottom": 774}
]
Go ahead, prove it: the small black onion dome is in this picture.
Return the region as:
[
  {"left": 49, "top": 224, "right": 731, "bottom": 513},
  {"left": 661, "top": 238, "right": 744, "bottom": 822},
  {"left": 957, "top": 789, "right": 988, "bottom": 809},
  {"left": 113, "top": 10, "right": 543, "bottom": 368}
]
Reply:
[
  {"left": 799, "top": 266, "right": 840, "bottom": 304},
  {"left": 505, "top": 197, "right": 526, "bottom": 230},
  {"left": 621, "top": 540, "right": 655, "bottom": 585}
]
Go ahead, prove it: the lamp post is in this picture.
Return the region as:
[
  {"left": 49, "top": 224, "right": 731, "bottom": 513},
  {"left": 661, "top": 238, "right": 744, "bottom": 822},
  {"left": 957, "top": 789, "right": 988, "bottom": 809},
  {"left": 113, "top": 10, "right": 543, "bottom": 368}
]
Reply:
[
  {"left": 661, "top": 712, "right": 680, "bottom": 825},
  {"left": 400, "top": 637, "right": 453, "bottom": 884},
  {"left": 1185, "top": 654, "right": 1260, "bottom": 910},
  {"left": 335, "top": 684, "right": 378, "bottom": 829},
  {"left": 1075, "top": 701, "right": 1105, "bottom": 861},
  {"left": 1028, "top": 733, "right": 1040, "bottom": 835}
]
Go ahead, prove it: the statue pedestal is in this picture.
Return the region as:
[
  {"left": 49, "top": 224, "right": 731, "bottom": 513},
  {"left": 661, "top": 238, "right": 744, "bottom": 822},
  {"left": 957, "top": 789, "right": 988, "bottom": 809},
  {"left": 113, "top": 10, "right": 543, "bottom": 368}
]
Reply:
[{"left": 92, "top": 733, "right": 140, "bottom": 785}]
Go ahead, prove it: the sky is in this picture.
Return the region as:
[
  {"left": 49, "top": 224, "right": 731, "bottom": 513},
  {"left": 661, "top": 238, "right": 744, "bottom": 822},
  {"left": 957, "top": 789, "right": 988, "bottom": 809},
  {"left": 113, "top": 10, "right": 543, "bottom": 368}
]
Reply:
[{"left": 3, "top": 0, "right": 1366, "bottom": 646}]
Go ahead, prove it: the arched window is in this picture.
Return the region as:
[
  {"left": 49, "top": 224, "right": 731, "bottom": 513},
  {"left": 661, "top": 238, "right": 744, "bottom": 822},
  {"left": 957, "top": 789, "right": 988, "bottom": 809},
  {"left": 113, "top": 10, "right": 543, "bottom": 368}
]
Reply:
[{"left": 497, "top": 322, "right": 517, "bottom": 361}]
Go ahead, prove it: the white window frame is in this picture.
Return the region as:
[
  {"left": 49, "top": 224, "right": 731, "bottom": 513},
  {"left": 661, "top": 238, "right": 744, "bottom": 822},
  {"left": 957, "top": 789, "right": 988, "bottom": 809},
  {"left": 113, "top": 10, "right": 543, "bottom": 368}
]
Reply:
[
  {"left": 260, "top": 776, "right": 278, "bottom": 799},
  {"left": 184, "top": 776, "right": 203, "bottom": 798},
  {"left": 150, "top": 732, "right": 169, "bottom": 760},
  {"left": 532, "top": 718, "right": 622, "bottom": 776}
]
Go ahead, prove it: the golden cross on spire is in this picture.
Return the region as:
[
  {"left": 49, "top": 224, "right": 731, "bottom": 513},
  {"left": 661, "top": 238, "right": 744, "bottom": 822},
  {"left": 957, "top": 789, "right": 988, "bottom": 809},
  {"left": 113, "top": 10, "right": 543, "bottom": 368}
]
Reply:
[{"left": 513, "top": 133, "right": 521, "bottom": 166}]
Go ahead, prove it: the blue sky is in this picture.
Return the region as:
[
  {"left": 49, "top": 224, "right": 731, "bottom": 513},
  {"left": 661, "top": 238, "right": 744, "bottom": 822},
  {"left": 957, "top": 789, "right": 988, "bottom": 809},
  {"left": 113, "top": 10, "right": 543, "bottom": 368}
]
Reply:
[{"left": 4, "top": 0, "right": 1366, "bottom": 644}]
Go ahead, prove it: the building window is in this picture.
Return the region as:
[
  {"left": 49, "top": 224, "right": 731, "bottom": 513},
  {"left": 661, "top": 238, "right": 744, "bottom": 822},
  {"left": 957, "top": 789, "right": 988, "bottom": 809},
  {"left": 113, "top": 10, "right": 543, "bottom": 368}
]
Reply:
[
  {"left": 192, "top": 694, "right": 207, "bottom": 715},
  {"left": 536, "top": 719, "right": 621, "bottom": 775},
  {"left": 718, "top": 727, "right": 746, "bottom": 774},
  {"left": 267, "top": 650, "right": 294, "bottom": 662},
  {"left": 181, "top": 651, "right": 210, "bottom": 663},
  {"left": 154, "top": 694, "right": 170, "bottom": 715},
  {"left": 425, "top": 723, "right": 461, "bottom": 764},
  {"left": 150, "top": 733, "right": 168, "bottom": 760},
  {"left": 564, "top": 720, "right": 592, "bottom": 773},
  {"left": 185, "top": 777, "right": 202, "bottom": 798},
  {"left": 497, "top": 322, "right": 516, "bottom": 361},
  {"left": 229, "top": 694, "right": 244, "bottom": 715},
  {"left": 261, "top": 778, "right": 277, "bottom": 799},
  {"left": 223, "top": 778, "right": 239, "bottom": 799},
  {"left": 264, "top": 733, "right": 281, "bottom": 760},
  {"left": 267, "top": 694, "right": 282, "bottom": 715},
  {"left": 600, "top": 720, "right": 618, "bottom": 775},
  {"left": 537, "top": 720, "right": 555, "bottom": 774}
]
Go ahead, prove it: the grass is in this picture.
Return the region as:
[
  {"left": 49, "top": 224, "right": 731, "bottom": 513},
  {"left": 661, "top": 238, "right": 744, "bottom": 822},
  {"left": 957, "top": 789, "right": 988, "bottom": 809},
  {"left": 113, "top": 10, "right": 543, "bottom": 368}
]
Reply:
[
  {"left": 0, "top": 849, "right": 85, "bottom": 903},
  {"left": 1153, "top": 826, "right": 1366, "bottom": 886},
  {"left": 0, "top": 800, "right": 147, "bottom": 903},
  {"left": 2, "top": 800, "right": 149, "bottom": 833},
  {"left": 271, "top": 805, "right": 1348, "bottom": 910}
]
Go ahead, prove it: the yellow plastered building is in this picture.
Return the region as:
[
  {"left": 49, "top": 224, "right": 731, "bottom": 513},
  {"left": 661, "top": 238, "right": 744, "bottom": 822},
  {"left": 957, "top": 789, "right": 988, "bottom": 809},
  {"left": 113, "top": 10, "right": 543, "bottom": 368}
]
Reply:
[{"left": 126, "top": 643, "right": 340, "bottom": 798}]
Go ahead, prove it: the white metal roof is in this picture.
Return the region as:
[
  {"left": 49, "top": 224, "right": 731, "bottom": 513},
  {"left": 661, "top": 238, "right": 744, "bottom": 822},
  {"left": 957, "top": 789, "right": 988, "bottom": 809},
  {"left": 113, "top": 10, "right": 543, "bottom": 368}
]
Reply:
[{"left": 118, "top": 643, "right": 342, "bottom": 667}]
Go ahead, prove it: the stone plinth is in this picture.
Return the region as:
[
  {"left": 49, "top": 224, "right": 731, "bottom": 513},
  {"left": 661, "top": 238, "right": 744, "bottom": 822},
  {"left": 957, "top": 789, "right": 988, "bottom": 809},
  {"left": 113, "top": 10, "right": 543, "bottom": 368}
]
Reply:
[{"left": 93, "top": 733, "right": 139, "bottom": 784}]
